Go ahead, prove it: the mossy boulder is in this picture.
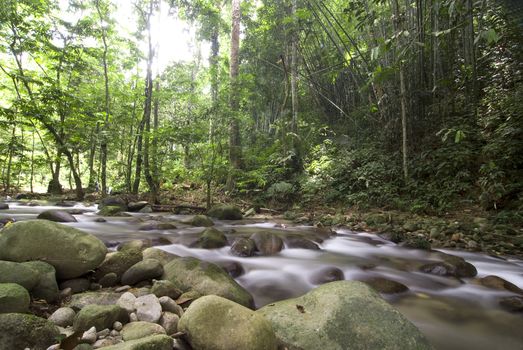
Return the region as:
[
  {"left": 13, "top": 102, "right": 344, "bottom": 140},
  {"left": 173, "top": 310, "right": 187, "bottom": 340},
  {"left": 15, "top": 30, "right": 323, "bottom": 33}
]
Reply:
[
  {"left": 0, "top": 220, "right": 107, "bottom": 279},
  {"left": 98, "top": 196, "right": 128, "bottom": 211},
  {"left": 68, "top": 292, "right": 123, "bottom": 310},
  {"left": 0, "top": 283, "right": 30, "bottom": 313},
  {"left": 121, "top": 321, "right": 166, "bottom": 341},
  {"left": 257, "top": 281, "right": 432, "bottom": 350},
  {"left": 37, "top": 209, "right": 77, "bottom": 222},
  {"left": 73, "top": 304, "right": 129, "bottom": 332},
  {"left": 101, "top": 335, "right": 173, "bottom": 350},
  {"left": 230, "top": 237, "right": 256, "bottom": 257},
  {"left": 0, "top": 313, "right": 60, "bottom": 350},
  {"left": 142, "top": 248, "right": 178, "bottom": 266},
  {"left": 250, "top": 232, "right": 284, "bottom": 255},
  {"left": 207, "top": 204, "right": 243, "bottom": 220},
  {"left": 183, "top": 215, "right": 215, "bottom": 227},
  {"left": 179, "top": 295, "right": 277, "bottom": 350},
  {"left": 0, "top": 260, "right": 39, "bottom": 290},
  {"left": 192, "top": 227, "right": 227, "bottom": 249},
  {"left": 95, "top": 248, "right": 143, "bottom": 281},
  {"left": 21, "top": 261, "right": 59, "bottom": 302},
  {"left": 162, "top": 256, "right": 253, "bottom": 308},
  {"left": 420, "top": 252, "right": 477, "bottom": 278},
  {"left": 121, "top": 259, "right": 164, "bottom": 286},
  {"left": 97, "top": 205, "right": 125, "bottom": 216}
]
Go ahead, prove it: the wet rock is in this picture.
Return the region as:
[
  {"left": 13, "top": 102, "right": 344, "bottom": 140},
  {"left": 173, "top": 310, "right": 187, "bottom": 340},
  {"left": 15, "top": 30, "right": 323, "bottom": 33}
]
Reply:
[
  {"left": 285, "top": 236, "right": 320, "bottom": 250},
  {"left": 117, "top": 292, "right": 137, "bottom": 314},
  {"left": 138, "top": 221, "right": 177, "bottom": 231},
  {"left": 183, "top": 215, "right": 214, "bottom": 227},
  {"left": 99, "top": 273, "right": 119, "bottom": 288},
  {"left": 309, "top": 267, "right": 345, "bottom": 285},
  {"left": 499, "top": 296, "right": 523, "bottom": 312},
  {"left": 0, "top": 283, "right": 30, "bottom": 313},
  {"left": 159, "top": 312, "right": 179, "bottom": 335},
  {"left": 0, "top": 203, "right": 9, "bottom": 210},
  {"left": 220, "top": 261, "right": 245, "bottom": 278},
  {"left": 73, "top": 304, "right": 128, "bottom": 332},
  {"left": 37, "top": 210, "right": 77, "bottom": 223},
  {"left": 134, "top": 294, "right": 162, "bottom": 323},
  {"left": 95, "top": 248, "right": 143, "bottom": 282},
  {"left": 429, "top": 252, "right": 477, "bottom": 278},
  {"left": 117, "top": 240, "right": 151, "bottom": 252},
  {"left": 121, "top": 321, "right": 166, "bottom": 341},
  {"left": 55, "top": 200, "right": 76, "bottom": 207},
  {"left": 250, "top": 232, "right": 284, "bottom": 255},
  {"left": 230, "top": 237, "right": 256, "bottom": 257},
  {"left": 0, "top": 220, "right": 107, "bottom": 279},
  {"left": 22, "top": 261, "right": 59, "bottom": 302},
  {"left": 257, "top": 281, "right": 432, "bottom": 350},
  {"left": 127, "top": 201, "right": 149, "bottom": 212},
  {"left": 60, "top": 278, "right": 91, "bottom": 294},
  {"left": 99, "top": 334, "right": 172, "bottom": 350},
  {"left": 98, "top": 196, "right": 127, "bottom": 211},
  {"left": 142, "top": 248, "right": 178, "bottom": 266},
  {"left": 121, "top": 259, "right": 163, "bottom": 286},
  {"left": 360, "top": 277, "right": 409, "bottom": 294},
  {"left": 81, "top": 326, "right": 98, "bottom": 344},
  {"left": 207, "top": 204, "right": 243, "bottom": 220},
  {"left": 0, "top": 313, "right": 60, "bottom": 350},
  {"left": 179, "top": 295, "right": 277, "bottom": 350},
  {"left": 97, "top": 206, "right": 126, "bottom": 216},
  {"left": 163, "top": 256, "right": 253, "bottom": 308},
  {"left": 139, "top": 205, "right": 153, "bottom": 213},
  {"left": 151, "top": 280, "right": 182, "bottom": 299},
  {"left": 192, "top": 227, "right": 227, "bottom": 249},
  {"left": 0, "top": 260, "right": 39, "bottom": 290},
  {"left": 48, "top": 307, "right": 76, "bottom": 327},
  {"left": 159, "top": 296, "right": 184, "bottom": 317},
  {"left": 69, "top": 292, "right": 123, "bottom": 310},
  {"left": 479, "top": 275, "right": 523, "bottom": 294},
  {"left": 94, "top": 218, "right": 107, "bottom": 223}
]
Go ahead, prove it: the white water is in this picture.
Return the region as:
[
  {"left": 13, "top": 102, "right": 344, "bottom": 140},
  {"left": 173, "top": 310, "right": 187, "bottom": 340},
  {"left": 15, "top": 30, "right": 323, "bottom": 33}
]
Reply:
[{"left": 2, "top": 200, "right": 523, "bottom": 350}]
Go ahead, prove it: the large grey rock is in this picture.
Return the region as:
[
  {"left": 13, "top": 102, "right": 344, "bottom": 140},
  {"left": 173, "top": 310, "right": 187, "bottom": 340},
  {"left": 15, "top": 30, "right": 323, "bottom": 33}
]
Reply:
[
  {"left": 134, "top": 294, "right": 162, "bottom": 323},
  {"left": 179, "top": 295, "right": 277, "bottom": 350},
  {"left": 121, "top": 321, "right": 166, "bottom": 341},
  {"left": 162, "top": 256, "right": 253, "bottom": 308},
  {"left": 0, "top": 283, "right": 30, "bottom": 313},
  {"left": 37, "top": 210, "right": 77, "bottom": 222},
  {"left": 0, "top": 260, "right": 39, "bottom": 290},
  {"left": 250, "top": 232, "right": 284, "bottom": 255},
  {"left": 95, "top": 248, "right": 142, "bottom": 281},
  {"left": 207, "top": 204, "right": 243, "bottom": 220},
  {"left": 48, "top": 307, "right": 76, "bottom": 327},
  {"left": 101, "top": 335, "right": 172, "bottom": 350},
  {"left": 127, "top": 201, "right": 149, "bottom": 212},
  {"left": 22, "top": 261, "right": 59, "bottom": 302},
  {"left": 257, "top": 281, "right": 433, "bottom": 350},
  {"left": 192, "top": 227, "right": 227, "bottom": 249},
  {"left": 117, "top": 292, "right": 137, "bottom": 314},
  {"left": 121, "top": 259, "right": 163, "bottom": 286},
  {"left": 73, "top": 304, "right": 128, "bottom": 332},
  {"left": 0, "top": 220, "right": 107, "bottom": 279},
  {"left": 0, "top": 313, "right": 60, "bottom": 350}
]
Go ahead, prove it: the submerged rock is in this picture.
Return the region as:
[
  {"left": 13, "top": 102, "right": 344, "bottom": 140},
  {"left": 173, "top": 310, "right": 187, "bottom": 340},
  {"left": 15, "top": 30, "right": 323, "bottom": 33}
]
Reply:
[
  {"left": 163, "top": 256, "right": 253, "bottom": 308},
  {"left": 360, "top": 277, "right": 409, "bottom": 294},
  {"left": 230, "top": 237, "right": 256, "bottom": 257},
  {"left": 179, "top": 295, "right": 277, "bottom": 350},
  {"left": 0, "top": 220, "right": 107, "bottom": 279},
  {"left": 309, "top": 266, "right": 344, "bottom": 285},
  {"left": 0, "top": 313, "right": 60, "bottom": 350},
  {"left": 479, "top": 275, "right": 523, "bottom": 294},
  {"left": 257, "top": 281, "right": 432, "bottom": 350},
  {"left": 499, "top": 296, "right": 523, "bottom": 312}
]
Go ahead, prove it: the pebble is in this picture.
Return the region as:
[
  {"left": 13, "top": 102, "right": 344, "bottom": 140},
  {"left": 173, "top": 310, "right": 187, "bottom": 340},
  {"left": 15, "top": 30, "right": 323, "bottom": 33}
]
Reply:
[
  {"left": 113, "top": 321, "right": 123, "bottom": 331},
  {"left": 159, "top": 296, "right": 184, "bottom": 317},
  {"left": 81, "top": 326, "right": 98, "bottom": 344},
  {"left": 48, "top": 307, "right": 76, "bottom": 327},
  {"left": 130, "top": 312, "right": 138, "bottom": 322},
  {"left": 115, "top": 285, "right": 131, "bottom": 293},
  {"left": 117, "top": 292, "right": 137, "bottom": 313},
  {"left": 110, "top": 329, "right": 120, "bottom": 337},
  {"left": 135, "top": 294, "right": 162, "bottom": 323},
  {"left": 159, "top": 311, "right": 179, "bottom": 334},
  {"left": 97, "top": 328, "right": 110, "bottom": 338}
]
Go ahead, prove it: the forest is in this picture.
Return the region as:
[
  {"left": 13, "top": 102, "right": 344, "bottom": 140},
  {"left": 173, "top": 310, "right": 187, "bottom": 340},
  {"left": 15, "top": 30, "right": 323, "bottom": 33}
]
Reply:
[{"left": 1, "top": 0, "right": 522, "bottom": 218}]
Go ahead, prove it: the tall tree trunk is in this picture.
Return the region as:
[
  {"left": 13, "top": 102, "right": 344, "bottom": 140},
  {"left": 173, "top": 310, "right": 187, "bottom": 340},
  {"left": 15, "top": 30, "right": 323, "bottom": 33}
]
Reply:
[
  {"left": 227, "top": 0, "right": 242, "bottom": 190},
  {"left": 290, "top": 0, "right": 298, "bottom": 134},
  {"left": 5, "top": 125, "right": 16, "bottom": 192}
]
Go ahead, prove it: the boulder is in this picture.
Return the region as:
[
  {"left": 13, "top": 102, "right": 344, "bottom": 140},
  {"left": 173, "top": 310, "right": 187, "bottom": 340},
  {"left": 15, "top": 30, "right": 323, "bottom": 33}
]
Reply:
[
  {"left": 22, "top": 261, "right": 59, "bottom": 302},
  {"left": 309, "top": 266, "right": 345, "bottom": 285},
  {"left": 121, "top": 259, "right": 164, "bottom": 286},
  {"left": 0, "top": 283, "right": 30, "bottom": 313},
  {"left": 159, "top": 312, "right": 179, "bottom": 335},
  {"left": 95, "top": 248, "right": 143, "bottom": 281},
  {"left": 360, "top": 277, "right": 409, "bottom": 294},
  {"left": 97, "top": 206, "right": 126, "bottom": 216},
  {"left": 48, "top": 307, "right": 76, "bottom": 327},
  {"left": 250, "top": 232, "right": 283, "bottom": 255},
  {"left": 100, "top": 335, "right": 173, "bottom": 350},
  {"left": 0, "top": 260, "right": 39, "bottom": 290},
  {"left": 127, "top": 201, "right": 149, "bottom": 212},
  {"left": 0, "top": 313, "right": 60, "bottom": 350},
  {"left": 99, "top": 272, "right": 119, "bottom": 287},
  {"left": 192, "top": 227, "right": 227, "bottom": 249},
  {"left": 499, "top": 296, "right": 523, "bottom": 312},
  {"left": 0, "top": 203, "right": 9, "bottom": 210},
  {"left": 69, "top": 292, "right": 123, "bottom": 310},
  {"left": 37, "top": 210, "right": 77, "bottom": 222},
  {"left": 207, "top": 204, "right": 243, "bottom": 220},
  {"left": 117, "top": 292, "right": 137, "bottom": 314},
  {"left": 138, "top": 221, "right": 177, "bottom": 231},
  {"left": 285, "top": 237, "right": 320, "bottom": 250},
  {"left": 479, "top": 275, "right": 523, "bottom": 294},
  {"left": 121, "top": 321, "right": 166, "bottom": 341},
  {"left": 257, "top": 281, "right": 432, "bottom": 350},
  {"left": 134, "top": 294, "right": 162, "bottom": 323},
  {"left": 0, "top": 220, "right": 107, "bottom": 279},
  {"left": 179, "top": 295, "right": 277, "bottom": 350},
  {"left": 183, "top": 215, "right": 214, "bottom": 227},
  {"left": 220, "top": 261, "right": 245, "bottom": 278},
  {"left": 98, "top": 196, "right": 128, "bottom": 211},
  {"left": 73, "top": 304, "right": 128, "bottom": 332},
  {"left": 151, "top": 280, "right": 182, "bottom": 299},
  {"left": 230, "top": 237, "right": 256, "bottom": 257},
  {"left": 142, "top": 248, "right": 178, "bottom": 266},
  {"left": 163, "top": 256, "right": 253, "bottom": 308}
]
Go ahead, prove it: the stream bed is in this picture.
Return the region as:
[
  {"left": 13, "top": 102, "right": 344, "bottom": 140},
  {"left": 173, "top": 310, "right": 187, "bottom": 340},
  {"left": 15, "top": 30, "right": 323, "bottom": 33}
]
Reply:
[{"left": 2, "top": 200, "right": 523, "bottom": 350}]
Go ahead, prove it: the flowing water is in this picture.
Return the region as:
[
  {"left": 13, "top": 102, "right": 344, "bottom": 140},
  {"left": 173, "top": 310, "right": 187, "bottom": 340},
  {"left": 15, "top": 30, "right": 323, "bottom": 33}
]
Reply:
[{"left": 2, "top": 201, "right": 523, "bottom": 350}]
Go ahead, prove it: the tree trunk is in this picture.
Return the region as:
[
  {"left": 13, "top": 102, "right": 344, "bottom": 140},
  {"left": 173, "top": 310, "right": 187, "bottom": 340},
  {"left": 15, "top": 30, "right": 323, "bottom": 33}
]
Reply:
[{"left": 290, "top": 0, "right": 298, "bottom": 134}]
